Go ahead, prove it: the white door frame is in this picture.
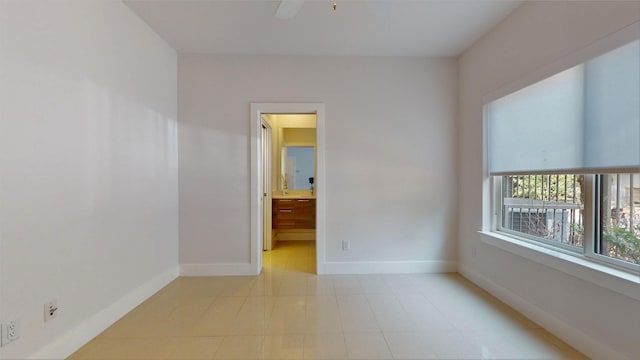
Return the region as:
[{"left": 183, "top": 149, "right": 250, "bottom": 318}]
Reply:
[
  {"left": 261, "top": 118, "right": 273, "bottom": 251},
  {"left": 250, "top": 103, "right": 326, "bottom": 275}
]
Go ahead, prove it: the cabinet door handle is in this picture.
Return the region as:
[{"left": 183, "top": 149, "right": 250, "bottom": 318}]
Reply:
[
  {"left": 279, "top": 209, "right": 292, "bottom": 213},
  {"left": 297, "top": 199, "right": 310, "bottom": 202}
]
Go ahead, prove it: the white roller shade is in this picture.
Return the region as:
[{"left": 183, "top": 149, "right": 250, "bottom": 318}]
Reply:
[
  {"left": 584, "top": 41, "right": 640, "bottom": 170},
  {"left": 487, "top": 40, "right": 640, "bottom": 175}
]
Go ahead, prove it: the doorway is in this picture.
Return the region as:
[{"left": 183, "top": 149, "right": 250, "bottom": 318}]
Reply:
[
  {"left": 263, "top": 240, "right": 316, "bottom": 274},
  {"left": 250, "top": 103, "right": 325, "bottom": 275}
]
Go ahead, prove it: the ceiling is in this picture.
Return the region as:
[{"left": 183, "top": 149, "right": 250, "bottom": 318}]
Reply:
[{"left": 124, "top": 0, "right": 522, "bottom": 57}]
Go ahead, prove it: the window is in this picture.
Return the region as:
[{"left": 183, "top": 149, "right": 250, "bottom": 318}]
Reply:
[
  {"left": 499, "top": 174, "right": 584, "bottom": 251},
  {"left": 597, "top": 173, "right": 640, "bottom": 265},
  {"left": 487, "top": 39, "right": 640, "bottom": 273},
  {"left": 496, "top": 173, "right": 640, "bottom": 269}
]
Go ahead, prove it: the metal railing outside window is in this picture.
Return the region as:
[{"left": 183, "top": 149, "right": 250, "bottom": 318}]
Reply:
[{"left": 501, "top": 174, "right": 584, "bottom": 250}]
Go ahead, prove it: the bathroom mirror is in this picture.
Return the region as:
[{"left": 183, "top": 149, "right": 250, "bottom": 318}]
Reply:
[{"left": 282, "top": 146, "right": 315, "bottom": 190}]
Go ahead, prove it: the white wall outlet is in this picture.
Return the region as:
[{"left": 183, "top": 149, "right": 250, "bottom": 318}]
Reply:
[
  {"left": 471, "top": 247, "right": 477, "bottom": 257},
  {"left": 0, "top": 320, "right": 20, "bottom": 347},
  {"left": 44, "top": 299, "right": 58, "bottom": 322},
  {"left": 342, "top": 240, "right": 351, "bottom": 251}
]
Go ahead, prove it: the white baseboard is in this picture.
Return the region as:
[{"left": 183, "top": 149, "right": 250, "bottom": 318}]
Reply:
[
  {"left": 180, "top": 263, "right": 259, "bottom": 276},
  {"left": 28, "top": 266, "right": 179, "bottom": 360},
  {"left": 320, "top": 260, "right": 457, "bottom": 275},
  {"left": 459, "top": 263, "right": 627, "bottom": 360}
]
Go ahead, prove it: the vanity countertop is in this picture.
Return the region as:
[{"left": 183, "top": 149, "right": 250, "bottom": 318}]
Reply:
[{"left": 272, "top": 191, "right": 316, "bottom": 199}]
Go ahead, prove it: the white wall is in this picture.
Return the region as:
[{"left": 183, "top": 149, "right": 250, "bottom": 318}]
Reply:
[
  {"left": 458, "top": 2, "right": 640, "bottom": 359},
  {"left": 0, "top": 1, "right": 178, "bottom": 358},
  {"left": 179, "top": 55, "right": 457, "bottom": 273}
]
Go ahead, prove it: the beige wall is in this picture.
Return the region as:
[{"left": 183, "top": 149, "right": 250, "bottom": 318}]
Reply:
[{"left": 283, "top": 128, "right": 316, "bottom": 144}]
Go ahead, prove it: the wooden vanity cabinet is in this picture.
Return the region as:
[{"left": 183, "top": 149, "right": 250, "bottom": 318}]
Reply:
[{"left": 272, "top": 199, "right": 316, "bottom": 229}]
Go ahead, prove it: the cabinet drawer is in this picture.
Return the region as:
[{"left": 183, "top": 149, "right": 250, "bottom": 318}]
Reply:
[
  {"left": 275, "top": 208, "right": 296, "bottom": 219},
  {"left": 272, "top": 198, "right": 316, "bottom": 229},
  {"left": 273, "top": 199, "right": 295, "bottom": 210}
]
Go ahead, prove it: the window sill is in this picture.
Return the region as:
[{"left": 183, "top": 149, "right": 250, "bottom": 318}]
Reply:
[{"left": 479, "top": 231, "right": 640, "bottom": 302}]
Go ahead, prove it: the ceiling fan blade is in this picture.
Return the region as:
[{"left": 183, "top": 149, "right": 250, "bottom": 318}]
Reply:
[{"left": 275, "top": 0, "right": 305, "bottom": 19}]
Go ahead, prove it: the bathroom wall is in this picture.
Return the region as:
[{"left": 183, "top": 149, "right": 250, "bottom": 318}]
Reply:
[
  {"left": 283, "top": 128, "right": 316, "bottom": 144},
  {"left": 282, "top": 128, "right": 317, "bottom": 191},
  {"left": 264, "top": 115, "right": 317, "bottom": 193}
]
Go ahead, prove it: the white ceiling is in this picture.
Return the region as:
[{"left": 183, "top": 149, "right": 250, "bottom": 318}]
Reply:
[{"left": 124, "top": 0, "right": 522, "bottom": 57}]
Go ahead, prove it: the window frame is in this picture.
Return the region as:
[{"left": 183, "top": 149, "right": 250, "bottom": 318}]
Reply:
[
  {"left": 491, "top": 174, "right": 640, "bottom": 274},
  {"left": 492, "top": 175, "right": 588, "bottom": 255},
  {"left": 591, "top": 174, "right": 640, "bottom": 271}
]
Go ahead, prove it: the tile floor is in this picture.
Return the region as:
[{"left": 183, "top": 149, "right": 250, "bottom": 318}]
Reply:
[{"left": 69, "top": 240, "right": 587, "bottom": 359}]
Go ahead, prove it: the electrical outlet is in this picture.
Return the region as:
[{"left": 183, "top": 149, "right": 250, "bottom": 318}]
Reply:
[
  {"left": 1, "top": 320, "right": 20, "bottom": 347},
  {"left": 471, "top": 247, "right": 477, "bottom": 257},
  {"left": 342, "top": 240, "right": 351, "bottom": 251},
  {"left": 44, "top": 299, "right": 58, "bottom": 322}
]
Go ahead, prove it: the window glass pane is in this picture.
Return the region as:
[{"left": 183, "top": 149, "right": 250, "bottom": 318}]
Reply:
[
  {"left": 599, "top": 173, "right": 640, "bottom": 265},
  {"left": 501, "top": 175, "right": 584, "bottom": 248}
]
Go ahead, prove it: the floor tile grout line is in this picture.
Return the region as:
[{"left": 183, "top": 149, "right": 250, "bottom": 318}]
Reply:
[{"left": 70, "top": 241, "right": 587, "bottom": 359}]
